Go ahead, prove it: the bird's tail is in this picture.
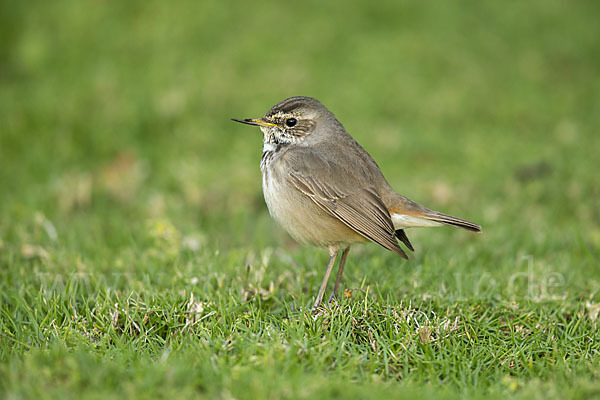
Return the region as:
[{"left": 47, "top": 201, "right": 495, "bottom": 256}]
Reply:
[
  {"left": 387, "top": 194, "right": 482, "bottom": 232},
  {"left": 418, "top": 210, "right": 481, "bottom": 232}
]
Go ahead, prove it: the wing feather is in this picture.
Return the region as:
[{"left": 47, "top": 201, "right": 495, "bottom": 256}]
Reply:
[{"left": 289, "top": 171, "right": 407, "bottom": 259}]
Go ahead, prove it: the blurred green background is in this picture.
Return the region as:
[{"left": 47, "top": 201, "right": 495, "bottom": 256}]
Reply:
[
  {"left": 1, "top": 0, "right": 600, "bottom": 398},
  {"left": 0, "top": 1, "right": 600, "bottom": 245},
  {"left": 1, "top": 0, "right": 599, "bottom": 248}
]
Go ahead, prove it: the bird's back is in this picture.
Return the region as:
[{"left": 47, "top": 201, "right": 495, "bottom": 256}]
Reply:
[{"left": 308, "top": 125, "right": 481, "bottom": 232}]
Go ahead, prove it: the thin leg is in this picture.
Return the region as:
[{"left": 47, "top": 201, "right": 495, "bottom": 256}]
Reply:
[
  {"left": 312, "top": 248, "right": 338, "bottom": 312},
  {"left": 329, "top": 247, "right": 350, "bottom": 303}
]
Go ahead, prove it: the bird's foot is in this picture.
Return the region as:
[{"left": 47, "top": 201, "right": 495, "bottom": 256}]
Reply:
[{"left": 328, "top": 293, "right": 338, "bottom": 304}]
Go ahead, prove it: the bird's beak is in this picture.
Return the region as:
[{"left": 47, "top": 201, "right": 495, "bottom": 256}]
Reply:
[{"left": 231, "top": 118, "right": 277, "bottom": 127}]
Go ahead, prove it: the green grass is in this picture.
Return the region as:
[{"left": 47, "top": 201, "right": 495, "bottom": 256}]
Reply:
[{"left": 1, "top": 0, "right": 600, "bottom": 398}]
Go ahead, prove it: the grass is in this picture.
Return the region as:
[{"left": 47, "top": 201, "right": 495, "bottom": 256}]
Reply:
[{"left": 1, "top": 0, "right": 600, "bottom": 398}]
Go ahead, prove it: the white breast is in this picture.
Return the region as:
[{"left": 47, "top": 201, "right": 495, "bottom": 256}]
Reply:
[
  {"left": 262, "top": 164, "right": 287, "bottom": 228},
  {"left": 263, "top": 142, "right": 277, "bottom": 153}
]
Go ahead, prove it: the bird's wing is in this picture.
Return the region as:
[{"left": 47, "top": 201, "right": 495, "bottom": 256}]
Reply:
[{"left": 285, "top": 149, "right": 407, "bottom": 258}]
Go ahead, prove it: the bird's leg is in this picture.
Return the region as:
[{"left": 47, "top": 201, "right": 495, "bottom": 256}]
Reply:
[
  {"left": 312, "top": 247, "right": 338, "bottom": 312},
  {"left": 329, "top": 247, "right": 350, "bottom": 303}
]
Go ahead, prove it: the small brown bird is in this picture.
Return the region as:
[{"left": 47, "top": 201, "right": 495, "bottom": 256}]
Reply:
[{"left": 232, "top": 96, "right": 481, "bottom": 311}]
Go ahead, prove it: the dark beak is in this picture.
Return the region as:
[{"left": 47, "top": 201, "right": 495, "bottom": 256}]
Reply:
[{"left": 231, "top": 118, "right": 277, "bottom": 127}]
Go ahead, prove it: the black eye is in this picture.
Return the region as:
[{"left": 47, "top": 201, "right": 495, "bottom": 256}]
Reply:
[{"left": 285, "top": 118, "right": 297, "bottom": 127}]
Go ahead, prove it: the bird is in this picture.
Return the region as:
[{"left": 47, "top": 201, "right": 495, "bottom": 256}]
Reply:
[{"left": 232, "top": 96, "right": 481, "bottom": 311}]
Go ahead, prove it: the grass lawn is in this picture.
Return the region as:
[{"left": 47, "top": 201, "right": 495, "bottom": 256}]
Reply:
[{"left": 1, "top": 0, "right": 599, "bottom": 398}]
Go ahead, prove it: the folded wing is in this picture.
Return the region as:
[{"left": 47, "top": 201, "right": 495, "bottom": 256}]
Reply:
[{"left": 287, "top": 154, "right": 408, "bottom": 258}]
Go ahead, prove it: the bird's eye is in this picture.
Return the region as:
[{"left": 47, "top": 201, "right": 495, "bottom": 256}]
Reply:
[{"left": 285, "top": 118, "right": 297, "bottom": 127}]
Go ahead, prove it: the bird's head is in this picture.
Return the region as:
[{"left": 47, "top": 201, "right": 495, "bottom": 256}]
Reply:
[{"left": 232, "top": 96, "right": 339, "bottom": 148}]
